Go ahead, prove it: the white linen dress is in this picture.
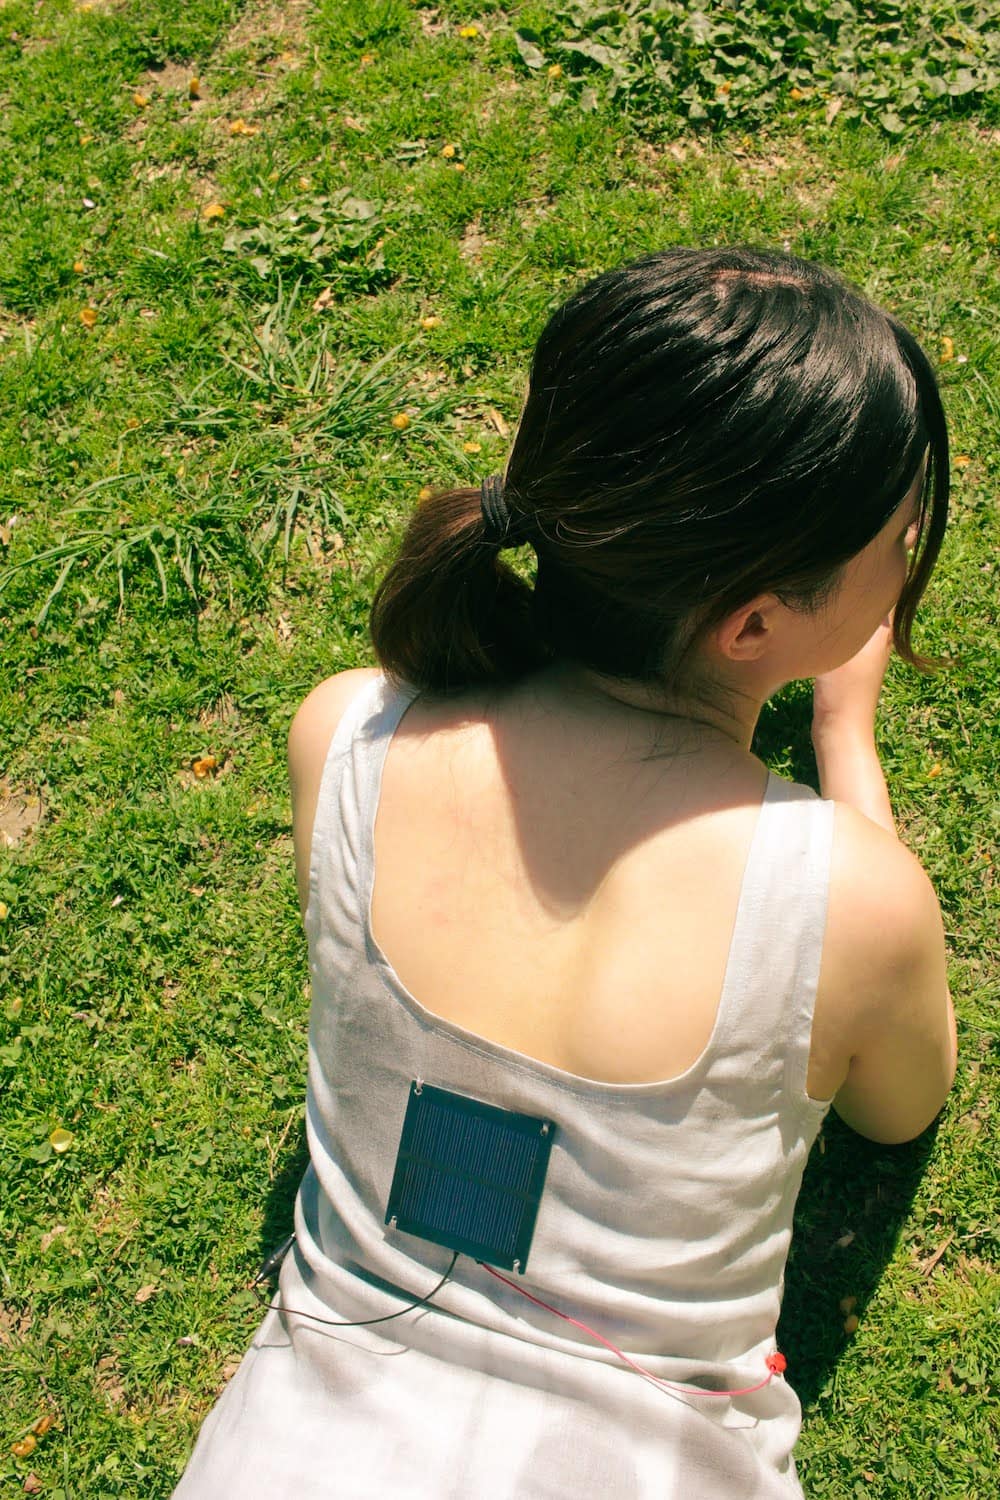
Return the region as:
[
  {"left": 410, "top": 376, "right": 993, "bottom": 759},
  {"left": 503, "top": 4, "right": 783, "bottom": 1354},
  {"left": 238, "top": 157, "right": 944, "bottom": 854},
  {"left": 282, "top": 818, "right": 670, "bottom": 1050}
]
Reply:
[{"left": 174, "top": 674, "right": 834, "bottom": 1498}]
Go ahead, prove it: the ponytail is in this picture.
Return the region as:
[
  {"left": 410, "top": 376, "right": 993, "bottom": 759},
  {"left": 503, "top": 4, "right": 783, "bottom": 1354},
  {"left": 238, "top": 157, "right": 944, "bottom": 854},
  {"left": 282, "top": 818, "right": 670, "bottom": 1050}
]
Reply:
[{"left": 369, "top": 487, "right": 547, "bottom": 694}]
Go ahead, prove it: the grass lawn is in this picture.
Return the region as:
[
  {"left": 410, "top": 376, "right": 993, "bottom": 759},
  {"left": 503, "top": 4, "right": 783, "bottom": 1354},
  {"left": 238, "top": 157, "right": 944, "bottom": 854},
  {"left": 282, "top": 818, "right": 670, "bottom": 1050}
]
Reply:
[{"left": 1, "top": 2, "right": 997, "bottom": 1495}]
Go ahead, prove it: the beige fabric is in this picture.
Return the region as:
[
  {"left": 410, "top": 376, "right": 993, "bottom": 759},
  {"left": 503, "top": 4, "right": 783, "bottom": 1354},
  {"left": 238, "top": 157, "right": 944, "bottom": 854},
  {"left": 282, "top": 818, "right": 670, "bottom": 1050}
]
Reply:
[{"left": 175, "top": 674, "right": 833, "bottom": 1498}]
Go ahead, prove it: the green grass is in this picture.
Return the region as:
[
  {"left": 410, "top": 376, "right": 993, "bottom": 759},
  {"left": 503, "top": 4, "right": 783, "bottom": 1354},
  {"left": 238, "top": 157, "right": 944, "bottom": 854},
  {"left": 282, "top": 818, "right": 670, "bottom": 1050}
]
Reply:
[{"left": 1, "top": 1, "right": 998, "bottom": 1495}]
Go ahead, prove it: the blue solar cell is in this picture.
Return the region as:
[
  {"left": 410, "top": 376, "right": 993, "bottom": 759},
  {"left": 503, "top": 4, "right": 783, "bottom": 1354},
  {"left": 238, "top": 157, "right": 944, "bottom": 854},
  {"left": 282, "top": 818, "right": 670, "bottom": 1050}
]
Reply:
[{"left": 385, "top": 1083, "right": 556, "bottom": 1271}]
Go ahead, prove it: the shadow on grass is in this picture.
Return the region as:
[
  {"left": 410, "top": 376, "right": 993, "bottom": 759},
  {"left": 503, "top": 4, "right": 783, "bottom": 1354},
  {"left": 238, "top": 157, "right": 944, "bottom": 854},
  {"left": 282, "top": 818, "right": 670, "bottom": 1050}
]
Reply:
[
  {"left": 255, "top": 688, "right": 939, "bottom": 1413},
  {"left": 257, "top": 1123, "right": 309, "bottom": 1272},
  {"left": 779, "top": 1115, "right": 938, "bottom": 1410}
]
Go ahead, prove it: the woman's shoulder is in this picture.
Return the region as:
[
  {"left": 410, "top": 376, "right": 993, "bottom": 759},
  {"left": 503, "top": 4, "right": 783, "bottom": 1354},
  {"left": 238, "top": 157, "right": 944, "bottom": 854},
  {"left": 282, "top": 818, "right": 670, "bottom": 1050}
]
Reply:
[
  {"left": 287, "top": 668, "right": 384, "bottom": 915},
  {"left": 287, "top": 667, "right": 384, "bottom": 771},
  {"left": 808, "top": 799, "right": 955, "bottom": 1140}
]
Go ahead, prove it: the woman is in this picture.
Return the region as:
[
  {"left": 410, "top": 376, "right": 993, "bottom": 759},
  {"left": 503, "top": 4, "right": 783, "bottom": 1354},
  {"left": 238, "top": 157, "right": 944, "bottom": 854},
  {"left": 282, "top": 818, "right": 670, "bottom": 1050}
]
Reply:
[{"left": 175, "top": 246, "right": 957, "bottom": 1498}]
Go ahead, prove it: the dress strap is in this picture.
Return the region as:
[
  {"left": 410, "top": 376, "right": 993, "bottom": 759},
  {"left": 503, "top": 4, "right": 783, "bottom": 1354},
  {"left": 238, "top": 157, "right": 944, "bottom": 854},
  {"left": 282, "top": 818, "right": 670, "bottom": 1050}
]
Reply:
[
  {"left": 710, "top": 773, "right": 836, "bottom": 1107},
  {"left": 304, "top": 674, "right": 417, "bottom": 943}
]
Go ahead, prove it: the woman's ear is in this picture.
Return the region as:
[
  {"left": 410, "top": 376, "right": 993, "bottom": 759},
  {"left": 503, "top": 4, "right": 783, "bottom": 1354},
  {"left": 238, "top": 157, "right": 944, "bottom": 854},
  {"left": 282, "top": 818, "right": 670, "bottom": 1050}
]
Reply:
[{"left": 713, "top": 596, "right": 782, "bottom": 663}]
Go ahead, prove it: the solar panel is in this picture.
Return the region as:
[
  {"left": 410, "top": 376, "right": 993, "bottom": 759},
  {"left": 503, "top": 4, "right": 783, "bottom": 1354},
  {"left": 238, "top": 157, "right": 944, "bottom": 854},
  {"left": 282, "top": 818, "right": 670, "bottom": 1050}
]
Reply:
[{"left": 385, "top": 1082, "right": 556, "bottom": 1272}]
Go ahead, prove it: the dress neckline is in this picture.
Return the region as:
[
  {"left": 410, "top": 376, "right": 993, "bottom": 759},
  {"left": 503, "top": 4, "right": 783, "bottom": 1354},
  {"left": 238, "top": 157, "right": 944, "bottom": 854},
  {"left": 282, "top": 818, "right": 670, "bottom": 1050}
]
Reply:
[{"left": 359, "top": 677, "right": 782, "bottom": 1099}]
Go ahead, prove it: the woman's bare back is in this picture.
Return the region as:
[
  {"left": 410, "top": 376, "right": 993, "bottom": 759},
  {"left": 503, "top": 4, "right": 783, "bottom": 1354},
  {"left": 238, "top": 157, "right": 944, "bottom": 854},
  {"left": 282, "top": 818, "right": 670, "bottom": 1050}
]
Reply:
[{"left": 370, "top": 669, "right": 774, "bottom": 1088}]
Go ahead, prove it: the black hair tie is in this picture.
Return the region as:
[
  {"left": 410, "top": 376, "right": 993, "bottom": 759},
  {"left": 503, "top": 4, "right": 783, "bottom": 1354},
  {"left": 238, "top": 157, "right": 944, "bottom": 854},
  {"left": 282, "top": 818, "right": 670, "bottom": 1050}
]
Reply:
[{"left": 480, "top": 474, "right": 516, "bottom": 548}]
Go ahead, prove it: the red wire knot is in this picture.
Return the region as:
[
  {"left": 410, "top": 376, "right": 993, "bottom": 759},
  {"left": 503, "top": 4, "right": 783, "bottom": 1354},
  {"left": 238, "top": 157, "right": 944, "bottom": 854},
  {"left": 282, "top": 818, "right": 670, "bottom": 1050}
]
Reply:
[{"left": 765, "top": 1351, "right": 788, "bottom": 1376}]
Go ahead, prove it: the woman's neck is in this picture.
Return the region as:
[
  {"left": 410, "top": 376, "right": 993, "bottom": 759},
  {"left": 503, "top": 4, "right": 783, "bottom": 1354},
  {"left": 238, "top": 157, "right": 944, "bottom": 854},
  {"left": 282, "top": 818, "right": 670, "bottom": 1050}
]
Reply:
[{"left": 538, "top": 661, "right": 764, "bottom": 753}]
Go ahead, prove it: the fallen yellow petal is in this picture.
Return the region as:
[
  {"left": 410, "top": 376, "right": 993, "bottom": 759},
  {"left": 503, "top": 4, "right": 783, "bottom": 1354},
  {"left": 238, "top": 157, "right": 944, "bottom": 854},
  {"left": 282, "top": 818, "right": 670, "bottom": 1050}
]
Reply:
[
  {"left": 78, "top": 133, "right": 94, "bottom": 146},
  {"left": 31, "top": 1415, "right": 56, "bottom": 1438},
  {"left": 0, "top": 902, "right": 8, "bottom": 920},
  {"left": 548, "top": 64, "right": 563, "bottom": 79},
  {"left": 441, "top": 143, "right": 457, "bottom": 159},
  {"left": 420, "top": 316, "right": 442, "bottom": 330},
  {"left": 11, "top": 1436, "right": 36, "bottom": 1459},
  {"left": 80, "top": 307, "right": 98, "bottom": 329},
  {"left": 188, "top": 77, "right": 201, "bottom": 99},
  {"left": 927, "top": 764, "right": 943, "bottom": 779},
  {"left": 391, "top": 412, "right": 410, "bottom": 430},
  {"left": 843, "top": 1314, "right": 859, "bottom": 1334},
  {"left": 418, "top": 486, "right": 434, "bottom": 502},
  {"left": 133, "top": 92, "right": 149, "bottom": 108},
  {"left": 463, "top": 441, "right": 482, "bottom": 455},
  {"left": 192, "top": 755, "right": 218, "bottom": 778},
  {"left": 229, "top": 118, "right": 258, "bottom": 136},
  {"left": 73, "top": 259, "right": 86, "bottom": 274},
  {"left": 954, "top": 454, "right": 971, "bottom": 469},
  {"left": 202, "top": 202, "right": 226, "bottom": 220},
  {"left": 360, "top": 52, "right": 376, "bottom": 66},
  {"left": 939, "top": 335, "right": 954, "bottom": 362},
  {"left": 789, "top": 87, "right": 804, "bottom": 101},
  {"left": 49, "top": 1128, "right": 74, "bottom": 1154}
]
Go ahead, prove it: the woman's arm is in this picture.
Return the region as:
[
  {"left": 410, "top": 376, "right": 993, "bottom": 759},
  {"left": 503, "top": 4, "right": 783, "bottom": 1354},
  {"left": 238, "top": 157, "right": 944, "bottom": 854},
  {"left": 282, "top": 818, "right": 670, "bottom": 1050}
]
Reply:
[
  {"left": 818, "top": 817, "right": 958, "bottom": 1144},
  {"left": 811, "top": 616, "right": 896, "bottom": 835},
  {"left": 810, "top": 617, "right": 957, "bottom": 1141}
]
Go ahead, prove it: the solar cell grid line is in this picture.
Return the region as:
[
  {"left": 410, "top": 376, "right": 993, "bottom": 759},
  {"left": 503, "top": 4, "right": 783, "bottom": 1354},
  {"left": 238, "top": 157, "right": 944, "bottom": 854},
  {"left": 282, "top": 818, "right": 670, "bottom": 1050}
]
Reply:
[{"left": 401, "top": 1127, "right": 540, "bottom": 1202}]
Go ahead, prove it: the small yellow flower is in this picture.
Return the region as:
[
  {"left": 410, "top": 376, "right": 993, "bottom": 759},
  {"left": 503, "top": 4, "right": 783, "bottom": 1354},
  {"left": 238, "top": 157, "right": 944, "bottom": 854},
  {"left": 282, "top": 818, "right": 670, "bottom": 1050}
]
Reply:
[
  {"left": 453, "top": 162, "right": 466, "bottom": 173},
  {"left": 988, "top": 231, "right": 997, "bottom": 245},
  {"left": 229, "top": 118, "right": 258, "bottom": 137},
  {"left": 202, "top": 202, "right": 226, "bottom": 220},
  {"left": 126, "top": 416, "right": 141, "bottom": 430},
  {"left": 441, "top": 144, "right": 457, "bottom": 159},
  {"left": 954, "top": 454, "right": 971, "bottom": 469},
  {"left": 927, "top": 763, "right": 943, "bottom": 779},
  {"left": 188, "top": 77, "right": 201, "bottom": 99},
  {"left": 717, "top": 81, "right": 731, "bottom": 96},
  {"left": 939, "top": 335, "right": 954, "bottom": 362},
  {"left": 192, "top": 755, "right": 218, "bottom": 778},
  {"left": 360, "top": 52, "right": 376, "bottom": 66},
  {"left": 78, "top": 133, "right": 94, "bottom": 146},
  {"left": 463, "top": 441, "right": 482, "bottom": 455},
  {"left": 133, "top": 92, "right": 149, "bottom": 108},
  {"left": 73, "top": 259, "right": 85, "bottom": 274},
  {"left": 391, "top": 412, "right": 410, "bottom": 430},
  {"left": 458, "top": 25, "right": 480, "bottom": 39},
  {"left": 11, "top": 1436, "right": 36, "bottom": 1459},
  {"left": 80, "top": 307, "right": 98, "bottom": 329},
  {"left": 547, "top": 64, "right": 563, "bottom": 79},
  {"left": 420, "top": 316, "right": 442, "bottom": 330},
  {"left": 418, "top": 486, "right": 434, "bottom": 502},
  {"left": 0, "top": 902, "right": 8, "bottom": 920},
  {"left": 789, "top": 87, "right": 804, "bottom": 101}
]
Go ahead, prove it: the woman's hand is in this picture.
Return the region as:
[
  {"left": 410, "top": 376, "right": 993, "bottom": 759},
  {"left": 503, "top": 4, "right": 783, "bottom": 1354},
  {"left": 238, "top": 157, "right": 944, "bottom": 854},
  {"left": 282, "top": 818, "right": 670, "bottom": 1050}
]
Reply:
[{"left": 812, "top": 615, "right": 894, "bottom": 739}]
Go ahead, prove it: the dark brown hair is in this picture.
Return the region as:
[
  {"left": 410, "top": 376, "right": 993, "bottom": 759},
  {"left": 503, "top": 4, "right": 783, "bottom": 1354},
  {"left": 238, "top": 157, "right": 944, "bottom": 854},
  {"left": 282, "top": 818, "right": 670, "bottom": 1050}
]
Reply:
[{"left": 370, "top": 246, "right": 948, "bottom": 694}]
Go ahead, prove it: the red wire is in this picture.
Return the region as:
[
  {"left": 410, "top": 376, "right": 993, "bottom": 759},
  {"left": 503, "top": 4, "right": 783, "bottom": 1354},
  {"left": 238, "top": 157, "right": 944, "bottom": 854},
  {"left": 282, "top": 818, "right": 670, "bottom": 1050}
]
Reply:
[{"left": 478, "top": 1262, "right": 785, "bottom": 1399}]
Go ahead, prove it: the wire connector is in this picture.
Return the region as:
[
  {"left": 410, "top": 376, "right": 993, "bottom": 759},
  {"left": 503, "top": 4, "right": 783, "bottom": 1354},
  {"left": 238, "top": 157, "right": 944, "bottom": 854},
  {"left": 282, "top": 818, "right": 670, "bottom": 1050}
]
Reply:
[{"left": 253, "top": 1233, "right": 296, "bottom": 1286}]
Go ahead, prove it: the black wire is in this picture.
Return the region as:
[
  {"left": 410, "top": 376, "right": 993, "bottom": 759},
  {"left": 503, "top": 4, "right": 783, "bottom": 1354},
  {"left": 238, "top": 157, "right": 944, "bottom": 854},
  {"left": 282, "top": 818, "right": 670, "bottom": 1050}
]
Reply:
[{"left": 253, "top": 1250, "right": 460, "bottom": 1330}]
